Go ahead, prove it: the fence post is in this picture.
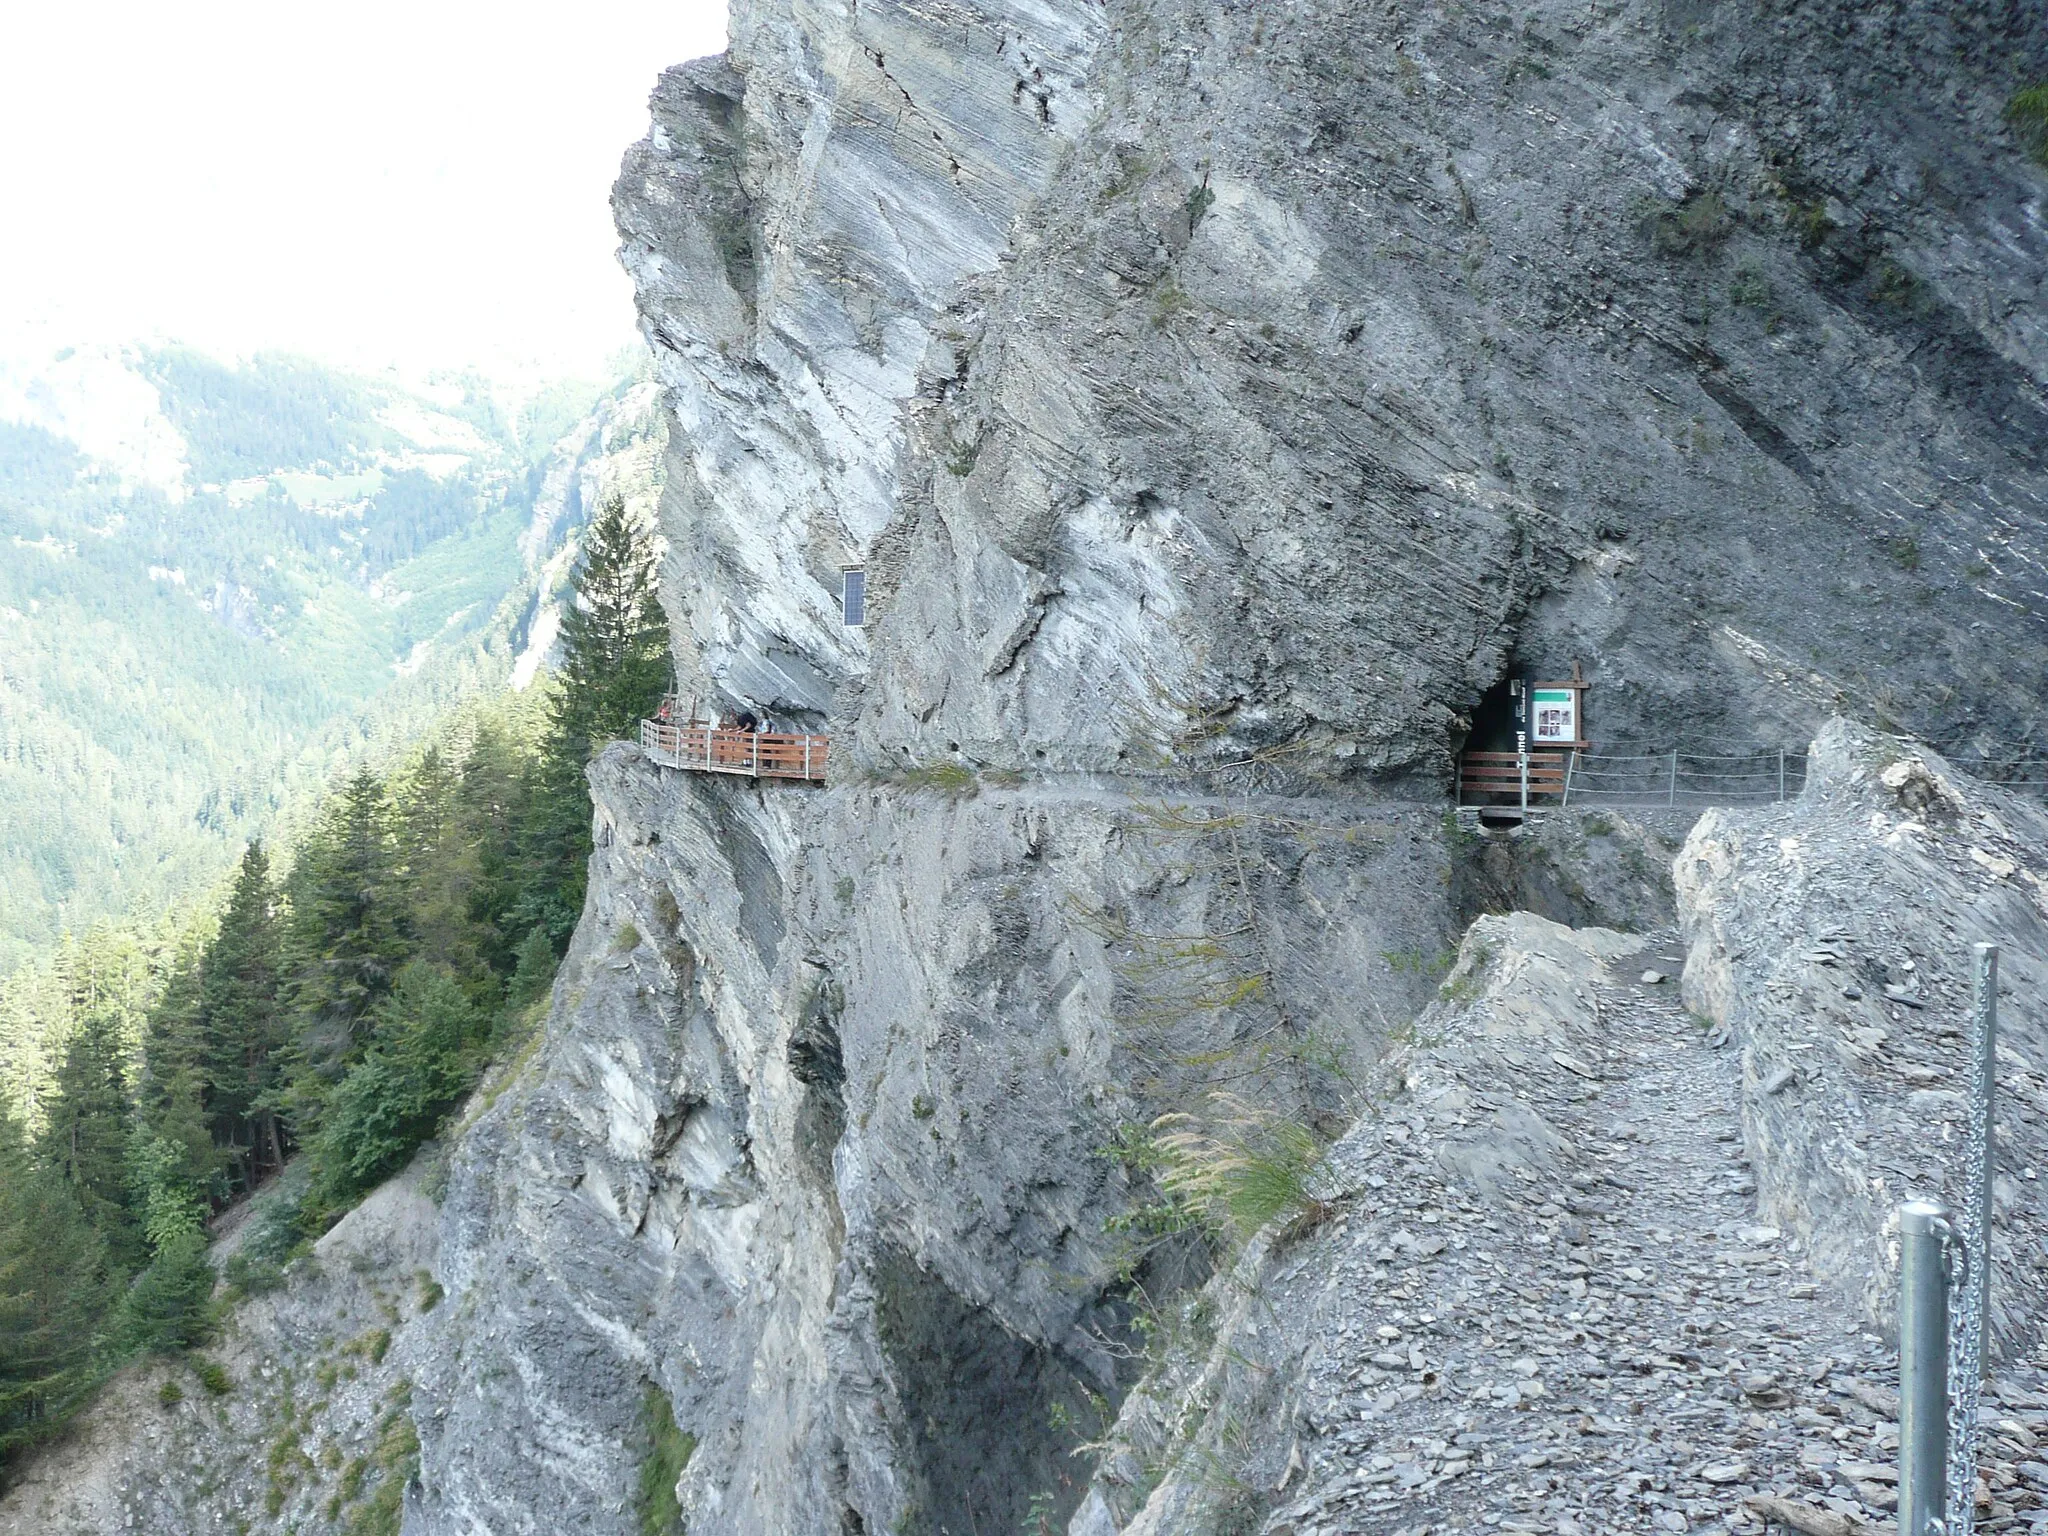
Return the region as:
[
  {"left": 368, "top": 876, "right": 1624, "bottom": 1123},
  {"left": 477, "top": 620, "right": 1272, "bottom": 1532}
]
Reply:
[
  {"left": 1517, "top": 732, "right": 1529, "bottom": 814},
  {"left": 1899, "top": 1199, "right": 1953, "bottom": 1534},
  {"left": 1778, "top": 748, "right": 1787, "bottom": 803},
  {"left": 1562, "top": 749, "right": 1577, "bottom": 807},
  {"left": 1668, "top": 750, "right": 1679, "bottom": 808}
]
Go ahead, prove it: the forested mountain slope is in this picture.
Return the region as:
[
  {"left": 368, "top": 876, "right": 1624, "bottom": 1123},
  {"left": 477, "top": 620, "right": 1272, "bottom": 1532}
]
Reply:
[{"left": 0, "top": 344, "right": 664, "bottom": 969}]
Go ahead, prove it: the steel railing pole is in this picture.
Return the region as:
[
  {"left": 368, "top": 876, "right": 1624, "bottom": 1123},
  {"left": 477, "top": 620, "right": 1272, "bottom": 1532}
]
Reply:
[
  {"left": 1900, "top": 1198, "right": 1953, "bottom": 1535},
  {"left": 1668, "top": 750, "right": 1679, "bottom": 808},
  {"left": 1517, "top": 732, "right": 1529, "bottom": 814},
  {"left": 1562, "top": 749, "right": 1577, "bottom": 807},
  {"left": 1778, "top": 748, "right": 1787, "bottom": 803}
]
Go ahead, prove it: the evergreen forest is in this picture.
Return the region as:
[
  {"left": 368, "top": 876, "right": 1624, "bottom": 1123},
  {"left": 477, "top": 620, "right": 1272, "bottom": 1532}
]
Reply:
[
  {"left": 0, "top": 345, "right": 646, "bottom": 972},
  {"left": 0, "top": 494, "right": 670, "bottom": 1478}
]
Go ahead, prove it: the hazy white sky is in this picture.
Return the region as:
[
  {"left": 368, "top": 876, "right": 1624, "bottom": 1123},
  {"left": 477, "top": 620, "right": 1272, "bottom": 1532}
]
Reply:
[{"left": 0, "top": 0, "right": 728, "bottom": 381}]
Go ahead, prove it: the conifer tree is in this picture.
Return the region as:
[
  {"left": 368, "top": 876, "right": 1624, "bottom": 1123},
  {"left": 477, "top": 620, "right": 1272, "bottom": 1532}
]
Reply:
[
  {"left": 459, "top": 720, "right": 538, "bottom": 975},
  {"left": 38, "top": 968, "right": 140, "bottom": 1270},
  {"left": 396, "top": 748, "right": 489, "bottom": 991},
  {"left": 554, "top": 493, "right": 670, "bottom": 756},
  {"left": 521, "top": 495, "right": 669, "bottom": 950},
  {"left": 198, "top": 843, "right": 287, "bottom": 1186},
  {"left": 285, "top": 769, "right": 410, "bottom": 1104},
  {"left": 135, "top": 934, "right": 222, "bottom": 1205},
  {"left": 0, "top": 1105, "right": 108, "bottom": 1462}
]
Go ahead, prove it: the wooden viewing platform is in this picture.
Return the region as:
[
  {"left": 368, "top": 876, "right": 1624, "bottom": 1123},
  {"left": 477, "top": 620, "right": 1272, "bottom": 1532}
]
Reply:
[{"left": 640, "top": 718, "right": 829, "bottom": 782}]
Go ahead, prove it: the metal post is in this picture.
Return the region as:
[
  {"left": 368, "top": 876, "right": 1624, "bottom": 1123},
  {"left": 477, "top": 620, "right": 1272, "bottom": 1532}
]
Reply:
[
  {"left": 1517, "top": 732, "right": 1529, "bottom": 814},
  {"left": 1778, "top": 748, "right": 1787, "bottom": 803},
  {"left": 1669, "top": 750, "right": 1679, "bottom": 808},
  {"left": 1900, "top": 1199, "right": 1953, "bottom": 1535},
  {"left": 1562, "top": 749, "right": 1577, "bottom": 807}
]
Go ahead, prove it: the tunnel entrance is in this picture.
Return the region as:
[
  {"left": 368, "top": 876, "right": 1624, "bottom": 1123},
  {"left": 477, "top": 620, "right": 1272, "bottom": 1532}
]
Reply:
[{"left": 1466, "top": 672, "right": 1526, "bottom": 756}]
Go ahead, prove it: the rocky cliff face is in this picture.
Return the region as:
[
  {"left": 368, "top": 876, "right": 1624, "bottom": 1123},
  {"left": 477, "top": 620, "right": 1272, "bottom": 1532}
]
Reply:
[{"left": 7, "top": 2, "right": 2045, "bottom": 1533}]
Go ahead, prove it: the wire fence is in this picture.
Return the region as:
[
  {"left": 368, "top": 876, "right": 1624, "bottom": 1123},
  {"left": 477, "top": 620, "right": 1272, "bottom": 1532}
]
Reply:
[
  {"left": 1461, "top": 745, "right": 2048, "bottom": 813},
  {"left": 1560, "top": 750, "right": 1809, "bottom": 809}
]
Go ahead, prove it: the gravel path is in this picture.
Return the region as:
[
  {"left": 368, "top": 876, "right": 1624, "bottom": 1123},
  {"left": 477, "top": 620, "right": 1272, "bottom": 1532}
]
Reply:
[{"left": 1260, "top": 925, "right": 2048, "bottom": 1536}]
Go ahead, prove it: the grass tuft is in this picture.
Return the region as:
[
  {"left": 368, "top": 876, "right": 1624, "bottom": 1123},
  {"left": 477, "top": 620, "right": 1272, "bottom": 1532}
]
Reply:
[
  {"left": 1149, "top": 1094, "right": 1330, "bottom": 1244},
  {"left": 2008, "top": 83, "right": 2048, "bottom": 168},
  {"left": 636, "top": 1386, "right": 696, "bottom": 1536}
]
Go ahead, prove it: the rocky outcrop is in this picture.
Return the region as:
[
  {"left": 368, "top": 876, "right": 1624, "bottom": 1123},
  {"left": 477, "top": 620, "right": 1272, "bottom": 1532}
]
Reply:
[
  {"left": 10, "top": 0, "right": 2048, "bottom": 1530},
  {"left": 623, "top": 0, "right": 2048, "bottom": 779},
  {"left": 1071, "top": 869, "right": 2048, "bottom": 1534},
  {"left": 430, "top": 0, "right": 2048, "bottom": 1525},
  {"left": 1677, "top": 719, "right": 2048, "bottom": 1357},
  {"left": 407, "top": 752, "right": 1464, "bottom": 1533}
]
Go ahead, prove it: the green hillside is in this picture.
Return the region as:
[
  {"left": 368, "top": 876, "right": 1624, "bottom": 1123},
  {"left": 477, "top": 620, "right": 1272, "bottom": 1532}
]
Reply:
[{"left": 0, "top": 346, "right": 631, "bottom": 969}]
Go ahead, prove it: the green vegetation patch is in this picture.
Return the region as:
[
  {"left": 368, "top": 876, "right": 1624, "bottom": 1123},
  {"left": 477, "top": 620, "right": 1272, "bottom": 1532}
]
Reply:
[
  {"left": 636, "top": 1386, "right": 697, "bottom": 1536},
  {"left": 2009, "top": 83, "right": 2048, "bottom": 168}
]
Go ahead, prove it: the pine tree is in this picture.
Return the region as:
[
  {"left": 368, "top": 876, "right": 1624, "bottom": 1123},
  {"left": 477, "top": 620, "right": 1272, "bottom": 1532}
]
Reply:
[
  {"left": 459, "top": 720, "right": 538, "bottom": 975},
  {"left": 0, "top": 1105, "right": 108, "bottom": 1463},
  {"left": 197, "top": 843, "right": 288, "bottom": 1188},
  {"left": 135, "top": 934, "right": 223, "bottom": 1206},
  {"left": 284, "top": 769, "right": 411, "bottom": 1108},
  {"left": 554, "top": 494, "right": 670, "bottom": 756},
  {"left": 37, "top": 966, "right": 141, "bottom": 1271},
  {"left": 520, "top": 496, "right": 669, "bottom": 951},
  {"left": 395, "top": 748, "right": 489, "bottom": 991}
]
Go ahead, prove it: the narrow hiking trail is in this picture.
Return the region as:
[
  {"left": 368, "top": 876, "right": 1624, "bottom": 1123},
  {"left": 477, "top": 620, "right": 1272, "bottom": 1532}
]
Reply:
[{"left": 1246, "top": 921, "right": 2048, "bottom": 1536}]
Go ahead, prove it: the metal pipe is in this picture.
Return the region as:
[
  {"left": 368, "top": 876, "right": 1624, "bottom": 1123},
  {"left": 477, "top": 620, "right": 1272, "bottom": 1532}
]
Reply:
[
  {"left": 1562, "top": 749, "right": 1577, "bottom": 807},
  {"left": 1778, "top": 748, "right": 1787, "bottom": 802},
  {"left": 1517, "top": 731, "right": 1528, "bottom": 814},
  {"left": 1900, "top": 1199, "right": 1952, "bottom": 1534},
  {"left": 1669, "top": 750, "right": 1679, "bottom": 808}
]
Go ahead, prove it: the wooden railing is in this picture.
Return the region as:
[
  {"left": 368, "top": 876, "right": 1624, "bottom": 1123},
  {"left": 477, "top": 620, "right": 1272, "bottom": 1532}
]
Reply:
[
  {"left": 640, "top": 719, "right": 829, "bottom": 783},
  {"left": 1457, "top": 749, "right": 1567, "bottom": 805}
]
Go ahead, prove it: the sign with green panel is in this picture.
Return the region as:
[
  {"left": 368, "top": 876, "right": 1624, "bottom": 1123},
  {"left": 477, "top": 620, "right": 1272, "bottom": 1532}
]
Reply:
[{"left": 1530, "top": 687, "right": 1578, "bottom": 744}]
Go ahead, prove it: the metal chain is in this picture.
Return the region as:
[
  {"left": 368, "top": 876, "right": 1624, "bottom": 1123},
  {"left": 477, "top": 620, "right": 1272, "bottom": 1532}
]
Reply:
[
  {"left": 1944, "top": 1225, "right": 1979, "bottom": 1535},
  {"left": 1943, "top": 948, "right": 1998, "bottom": 1536}
]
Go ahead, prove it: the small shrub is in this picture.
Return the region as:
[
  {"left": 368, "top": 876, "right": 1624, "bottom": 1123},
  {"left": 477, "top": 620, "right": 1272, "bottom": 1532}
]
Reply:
[
  {"left": 1183, "top": 181, "right": 1216, "bottom": 231},
  {"left": 833, "top": 875, "right": 855, "bottom": 907},
  {"left": 1729, "top": 265, "right": 1772, "bottom": 309},
  {"left": 1642, "top": 189, "right": 1733, "bottom": 256},
  {"left": 610, "top": 923, "right": 641, "bottom": 955},
  {"left": 2007, "top": 83, "right": 2048, "bottom": 168},
  {"left": 368, "top": 1328, "right": 392, "bottom": 1365},
  {"left": 1787, "top": 199, "right": 1834, "bottom": 250},
  {"left": 417, "top": 1271, "right": 445, "bottom": 1313},
  {"left": 1885, "top": 534, "right": 1922, "bottom": 571},
  {"left": 944, "top": 437, "right": 980, "bottom": 477},
  {"left": 223, "top": 1251, "right": 287, "bottom": 1299},
  {"left": 197, "top": 1359, "right": 232, "bottom": 1397},
  {"left": 158, "top": 1378, "right": 185, "bottom": 1407},
  {"left": 636, "top": 1386, "right": 697, "bottom": 1536},
  {"left": 910, "top": 1094, "right": 936, "bottom": 1121}
]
